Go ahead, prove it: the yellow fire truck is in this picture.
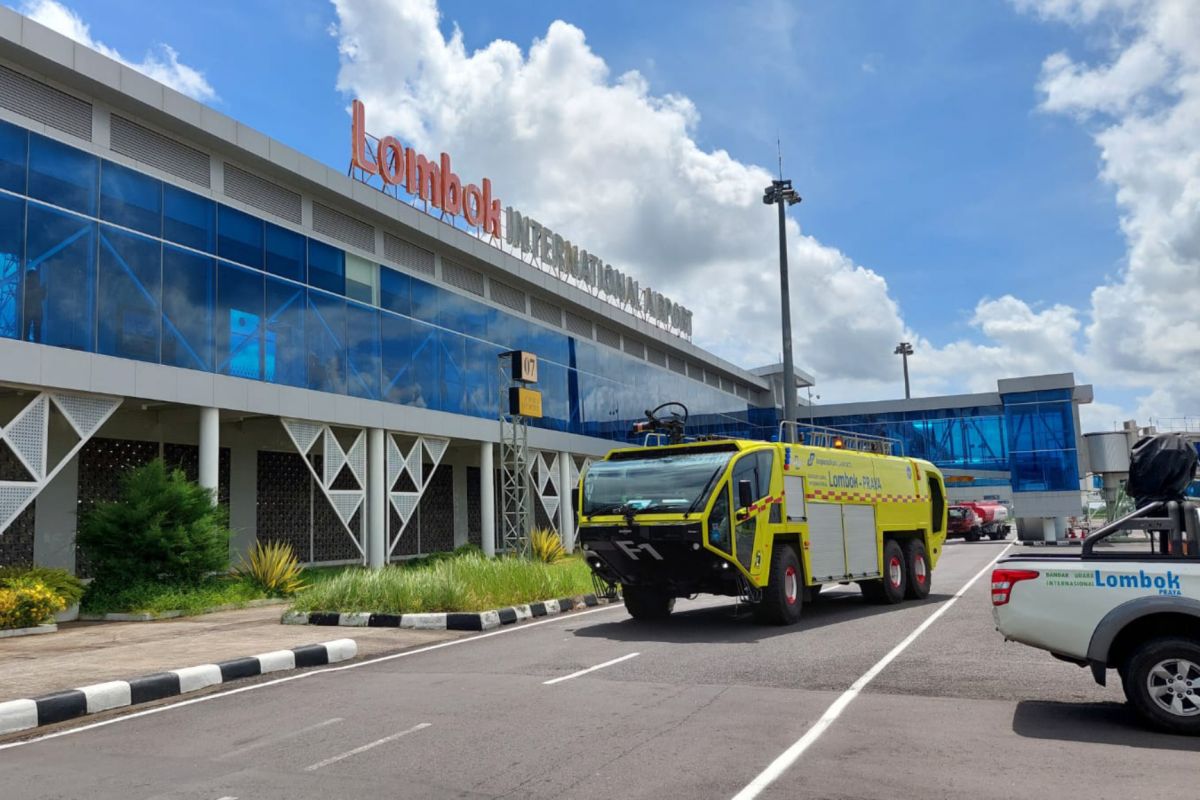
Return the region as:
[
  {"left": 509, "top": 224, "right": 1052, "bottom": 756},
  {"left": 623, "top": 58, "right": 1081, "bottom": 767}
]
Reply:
[{"left": 577, "top": 418, "right": 948, "bottom": 624}]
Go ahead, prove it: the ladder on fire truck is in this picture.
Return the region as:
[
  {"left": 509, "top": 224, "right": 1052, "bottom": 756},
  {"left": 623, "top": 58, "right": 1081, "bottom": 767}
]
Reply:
[{"left": 778, "top": 421, "right": 901, "bottom": 456}]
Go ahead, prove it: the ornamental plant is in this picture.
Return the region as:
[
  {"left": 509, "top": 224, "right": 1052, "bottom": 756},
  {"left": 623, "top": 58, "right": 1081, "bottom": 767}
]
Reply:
[
  {"left": 529, "top": 528, "right": 566, "bottom": 564},
  {"left": 0, "top": 577, "right": 65, "bottom": 629},
  {"left": 237, "top": 540, "right": 307, "bottom": 596},
  {"left": 0, "top": 566, "right": 85, "bottom": 607},
  {"left": 77, "top": 459, "right": 231, "bottom": 586}
]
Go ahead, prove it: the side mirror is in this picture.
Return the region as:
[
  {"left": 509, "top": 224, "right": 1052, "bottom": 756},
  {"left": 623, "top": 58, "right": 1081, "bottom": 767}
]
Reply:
[{"left": 738, "top": 479, "right": 754, "bottom": 510}]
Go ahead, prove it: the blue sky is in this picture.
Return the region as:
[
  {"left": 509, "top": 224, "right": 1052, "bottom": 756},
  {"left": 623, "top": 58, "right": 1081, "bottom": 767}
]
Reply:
[
  {"left": 17, "top": 0, "right": 1195, "bottom": 426},
  {"left": 41, "top": 0, "right": 1123, "bottom": 347}
]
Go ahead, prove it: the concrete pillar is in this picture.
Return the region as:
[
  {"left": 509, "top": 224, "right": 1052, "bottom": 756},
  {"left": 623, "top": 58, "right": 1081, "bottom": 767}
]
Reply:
[
  {"left": 452, "top": 459, "right": 469, "bottom": 549},
  {"left": 1042, "top": 517, "right": 1057, "bottom": 543},
  {"left": 228, "top": 443, "right": 257, "bottom": 563},
  {"left": 480, "top": 441, "right": 495, "bottom": 557},
  {"left": 198, "top": 407, "right": 219, "bottom": 502},
  {"left": 367, "top": 428, "right": 386, "bottom": 569},
  {"left": 33, "top": 455, "right": 78, "bottom": 573},
  {"left": 558, "top": 452, "right": 575, "bottom": 553}
]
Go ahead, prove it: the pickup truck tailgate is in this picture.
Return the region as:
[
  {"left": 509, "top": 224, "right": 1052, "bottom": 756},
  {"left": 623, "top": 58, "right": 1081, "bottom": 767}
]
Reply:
[{"left": 993, "top": 556, "right": 1197, "bottom": 662}]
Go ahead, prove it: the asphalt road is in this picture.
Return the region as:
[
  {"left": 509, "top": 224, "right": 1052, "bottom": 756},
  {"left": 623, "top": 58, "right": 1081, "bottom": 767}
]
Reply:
[{"left": 2, "top": 540, "right": 1197, "bottom": 800}]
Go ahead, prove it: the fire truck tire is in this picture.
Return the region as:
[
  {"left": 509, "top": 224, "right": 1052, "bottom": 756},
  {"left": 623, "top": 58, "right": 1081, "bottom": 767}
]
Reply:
[
  {"left": 988, "top": 529, "right": 1006, "bottom": 541},
  {"left": 902, "top": 538, "right": 931, "bottom": 600},
  {"left": 622, "top": 585, "right": 675, "bottom": 621},
  {"left": 966, "top": 527, "right": 982, "bottom": 543},
  {"left": 867, "top": 539, "right": 907, "bottom": 604},
  {"left": 753, "top": 544, "right": 804, "bottom": 625}
]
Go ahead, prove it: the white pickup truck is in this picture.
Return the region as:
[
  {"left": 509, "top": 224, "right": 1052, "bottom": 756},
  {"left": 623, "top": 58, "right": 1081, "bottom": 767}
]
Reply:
[{"left": 993, "top": 499, "right": 1200, "bottom": 734}]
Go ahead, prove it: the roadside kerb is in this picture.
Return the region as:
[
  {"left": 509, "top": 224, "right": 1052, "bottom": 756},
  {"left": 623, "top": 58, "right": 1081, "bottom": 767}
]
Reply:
[
  {"left": 0, "top": 639, "right": 357, "bottom": 736},
  {"left": 283, "top": 594, "right": 614, "bottom": 631}
]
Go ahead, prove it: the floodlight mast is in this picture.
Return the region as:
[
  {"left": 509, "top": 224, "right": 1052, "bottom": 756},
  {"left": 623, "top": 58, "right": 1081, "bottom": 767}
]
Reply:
[{"left": 763, "top": 178, "right": 802, "bottom": 442}]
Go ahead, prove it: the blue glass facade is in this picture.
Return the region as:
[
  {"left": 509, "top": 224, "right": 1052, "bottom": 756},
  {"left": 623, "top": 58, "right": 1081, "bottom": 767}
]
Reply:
[
  {"left": 807, "top": 390, "right": 1082, "bottom": 493},
  {"left": 0, "top": 121, "right": 756, "bottom": 441}
]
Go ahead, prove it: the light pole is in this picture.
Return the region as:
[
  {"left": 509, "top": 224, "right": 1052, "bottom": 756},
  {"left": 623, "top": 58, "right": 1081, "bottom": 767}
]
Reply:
[
  {"left": 894, "top": 341, "right": 913, "bottom": 400},
  {"left": 763, "top": 178, "right": 801, "bottom": 441}
]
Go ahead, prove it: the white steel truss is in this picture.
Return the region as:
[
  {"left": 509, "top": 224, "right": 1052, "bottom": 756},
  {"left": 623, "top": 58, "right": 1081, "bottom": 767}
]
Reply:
[
  {"left": 385, "top": 433, "right": 450, "bottom": 556},
  {"left": 0, "top": 391, "right": 122, "bottom": 536},
  {"left": 281, "top": 419, "right": 367, "bottom": 560}
]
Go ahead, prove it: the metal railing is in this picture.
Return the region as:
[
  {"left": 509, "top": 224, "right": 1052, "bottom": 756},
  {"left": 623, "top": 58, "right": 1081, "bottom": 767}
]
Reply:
[{"left": 778, "top": 421, "right": 901, "bottom": 456}]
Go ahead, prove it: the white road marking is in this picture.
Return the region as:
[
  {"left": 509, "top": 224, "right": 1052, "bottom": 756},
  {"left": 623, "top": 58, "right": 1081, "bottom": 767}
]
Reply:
[
  {"left": 215, "top": 717, "right": 343, "bottom": 760},
  {"left": 543, "top": 652, "right": 640, "bottom": 685},
  {"left": 0, "top": 602, "right": 626, "bottom": 751},
  {"left": 730, "top": 543, "right": 1014, "bottom": 800},
  {"left": 215, "top": 796, "right": 237, "bottom": 799},
  {"left": 303, "top": 722, "right": 431, "bottom": 771}
]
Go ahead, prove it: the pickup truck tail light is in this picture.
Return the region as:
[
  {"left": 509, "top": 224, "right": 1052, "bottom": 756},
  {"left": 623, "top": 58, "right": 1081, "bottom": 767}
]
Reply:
[{"left": 991, "top": 569, "right": 1039, "bottom": 606}]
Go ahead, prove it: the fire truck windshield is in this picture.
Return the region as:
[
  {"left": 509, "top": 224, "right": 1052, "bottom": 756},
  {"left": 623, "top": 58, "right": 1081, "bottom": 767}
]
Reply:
[{"left": 581, "top": 451, "right": 734, "bottom": 517}]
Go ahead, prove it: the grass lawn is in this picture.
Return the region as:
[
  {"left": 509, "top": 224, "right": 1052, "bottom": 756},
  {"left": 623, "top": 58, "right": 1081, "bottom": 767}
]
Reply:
[
  {"left": 289, "top": 554, "right": 594, "bottom": 614},
  {"left": 81, "top": 576, "right": 272, "bottom": 616}
]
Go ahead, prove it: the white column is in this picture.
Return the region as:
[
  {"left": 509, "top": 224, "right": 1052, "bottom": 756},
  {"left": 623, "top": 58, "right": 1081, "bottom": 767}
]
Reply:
[
  {"left": 452, "top": 460, "right": 469, "bottom": 549},
  {"left": 367, "top": 428, "right": 386, "bottom": 569},
  {"left": 198, "top": 407, "right": 219, "bottom": 503},
  {"left": 480, "top": 441, "right": 495, "bottom": 557},
  {"left": 558, "top": 452, "right": 575, "bottom": 553}
]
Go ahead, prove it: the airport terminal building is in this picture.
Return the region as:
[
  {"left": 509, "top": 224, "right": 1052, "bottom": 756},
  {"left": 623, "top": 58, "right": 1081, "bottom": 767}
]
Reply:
[
  {"left": 0, "top": 12, "right": 771, "bottom": 572},
  {"left": 0, "top": 12, "right": 1098, "bottom": 574}
]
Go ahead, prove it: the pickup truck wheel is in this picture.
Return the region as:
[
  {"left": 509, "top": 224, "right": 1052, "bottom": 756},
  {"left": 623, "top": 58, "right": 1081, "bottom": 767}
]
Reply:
[
  {"left": 1123, "top": 637, "right": 1200, "bottom": 735},
  {"left": 862, "top": 539, "right": 907, "bottom": 604},
  {"left": 753, "top": 544, "right": 803, "bottom": 625},
  {"left": 966, "top": 527, "right": 982, "bottom": 543},
  {"left": 622, "top": 585, "right": 675, "bottom": 621},
  {"left": 902, "top": 539, "right": 931, "bottom": 600}
]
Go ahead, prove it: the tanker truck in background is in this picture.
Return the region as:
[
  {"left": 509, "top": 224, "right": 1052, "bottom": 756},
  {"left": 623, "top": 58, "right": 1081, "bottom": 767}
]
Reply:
[{"left": 947, "top": 501, "right": 1011, "bottom": 542}]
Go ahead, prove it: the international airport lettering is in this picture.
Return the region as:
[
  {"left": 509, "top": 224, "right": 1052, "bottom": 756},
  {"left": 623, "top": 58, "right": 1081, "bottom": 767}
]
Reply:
[
  {"left": 504, "top": 207, "right": 693, "bottom": 337},
  {"left": 1093, "top": 570, "right": 1182, "bottom": 596}
]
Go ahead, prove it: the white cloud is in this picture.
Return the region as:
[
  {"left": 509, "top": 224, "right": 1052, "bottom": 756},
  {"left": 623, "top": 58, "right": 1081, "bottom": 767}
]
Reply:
[
  {"left": 330, "top": 0, "right": 1196, "bottom": 427},
  {"left": 19, "top": 0, "right": 216, "bottom": 102}
]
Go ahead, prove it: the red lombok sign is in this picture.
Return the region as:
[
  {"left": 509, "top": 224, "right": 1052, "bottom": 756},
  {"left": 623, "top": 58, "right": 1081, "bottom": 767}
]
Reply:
[{"left": 350, "top": 99, "right": 501, "bottom": 238}]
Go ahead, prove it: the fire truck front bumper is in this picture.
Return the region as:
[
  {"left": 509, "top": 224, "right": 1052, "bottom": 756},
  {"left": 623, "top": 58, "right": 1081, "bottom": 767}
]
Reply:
[{"left": 578, "top": 523, "right": 739, "bottom": 594}]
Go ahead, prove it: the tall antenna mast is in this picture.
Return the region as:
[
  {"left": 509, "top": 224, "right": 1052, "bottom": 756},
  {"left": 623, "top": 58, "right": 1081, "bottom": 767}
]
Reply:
[{"left": 777, "top": 134, "right": 784, "bottom": 180}]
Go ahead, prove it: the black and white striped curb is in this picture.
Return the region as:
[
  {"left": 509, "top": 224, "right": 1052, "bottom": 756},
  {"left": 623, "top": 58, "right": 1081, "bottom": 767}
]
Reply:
[
  {"left": 283, "top": 594, "right": 614, "bottom": 631},
  {"left": 0, "top": 639, "right": 356, "bottom": 736}
]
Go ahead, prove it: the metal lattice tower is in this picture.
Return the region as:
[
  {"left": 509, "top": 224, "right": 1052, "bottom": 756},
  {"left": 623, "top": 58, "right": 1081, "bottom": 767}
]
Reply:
[{"left": 499, "top": 358, "right": 533, "bottom": 554}]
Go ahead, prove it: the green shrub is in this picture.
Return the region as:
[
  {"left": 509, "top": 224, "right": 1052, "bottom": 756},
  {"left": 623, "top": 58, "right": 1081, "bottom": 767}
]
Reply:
[
  {"left": 77, "top": 459, "right": 231, "bottom": 586},
  {"left": 236, "top": 540, "right": 306, "bottom": 596},
  {"left": 0, "top": 578, "right": 65, "bottom": 629},
  {"left": 0, "top": 566, "right": 85, "bottom": 607},
  {"left": 290, "top": 554, "right": 593, "bottom": 614}
]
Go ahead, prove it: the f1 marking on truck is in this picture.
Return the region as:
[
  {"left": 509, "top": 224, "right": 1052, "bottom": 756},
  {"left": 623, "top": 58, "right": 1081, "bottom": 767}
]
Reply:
[{"left": 614, "top": 541, "right": 665, "bottom": 561}]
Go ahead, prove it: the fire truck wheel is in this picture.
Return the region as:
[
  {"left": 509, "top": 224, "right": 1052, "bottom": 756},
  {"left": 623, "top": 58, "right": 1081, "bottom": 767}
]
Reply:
[
  {"left": 873, "top": 538, "right": 907, "bottom": 604},
  {"left": 966, "top": 527, "right": 982, "bottom": 543},
  {"left": 988, "top": 529, "right": 1006, "bottom": 541},
  {"left": 753, "top": 544, "right": 804, "bottom": 625},
  {"left": 902, "top": 539, "right": 931, "bottom": 600},
  {"left": 622, "top": 585, "right": 675, "bottom": 621}
]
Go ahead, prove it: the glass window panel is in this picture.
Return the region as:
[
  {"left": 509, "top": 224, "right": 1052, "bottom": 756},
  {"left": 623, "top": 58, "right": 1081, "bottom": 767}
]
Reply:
[
  {"left": 306, "top": 289, "right": 346, "bottom": 394},
  {"left": 161, "top": 244, "right": 215, "bottom": 370},
  {"left": 100, "top": 161, "right": 161, "bottom": 236},
  {"left": 217, "top": 205, "right": 264, "bottom": 270},
  {"left": 379, "top": 266, "right": 410, "bottom": 316},
  {"left": 345, "top": 253, "right": 377, "bottom": 305},
  {"left": 464, "top": 337, "right": 500, "bottom": 418},
  {"left": 308, "top": 239, "right": 344, "bottom": 295},
  {"left": 28, "top": 134, "right": 97, "bottom": 216},
  {"left": 265, "top": 223, "right": 304, "bottom": 281},
  {"left": 25, "top": 203, "right": 95, "bottom": 351},
  {"left": 440, "top": 328, "right": 468, "bottom": 415},
  {"left": 346, "top": 301, "right": 380, "bottom": 399},
  {"left": 98, "top": 225, "right": 160, "bottom": 362},
  {"left": 381, "top": 313, "right": 439, "bottom": 408},
  {"left": 163, "top": 184, "right": 215, "bottom": 253},
  {"left": 216, "top": 261, "right": 264, "bottom": 380},
  {"left": 0, "top": 119, "right": 27, "bottom": 194},
  {"left": 409, "top": 277, "right": 439, "bottom": 324},
  {"left": 440, "top": 290, "right": 490, "bottom": 337},
  {"left": 265, "top": 277, "right": 305, "bottom": 387},
  {"left": 0, "top": 195, "right": 23, "bottom": 339}
]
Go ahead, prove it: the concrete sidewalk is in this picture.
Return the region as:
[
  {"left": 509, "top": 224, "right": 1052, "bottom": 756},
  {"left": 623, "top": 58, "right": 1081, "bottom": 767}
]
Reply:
[{"left": 0, "top": 606, "right": 463, "bottom": 701}]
